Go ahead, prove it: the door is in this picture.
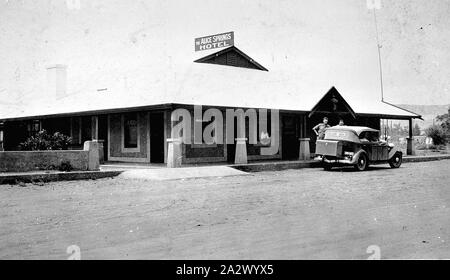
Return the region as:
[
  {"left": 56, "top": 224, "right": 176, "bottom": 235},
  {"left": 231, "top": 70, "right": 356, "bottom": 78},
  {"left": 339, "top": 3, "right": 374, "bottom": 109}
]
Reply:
[
  {"left": 98, "top": 115, "right": 108, "bottom": 161},
  {"left": 227, "top": 118, "right": 237, "bottom": 163},
  {"left": 282, "top": 115, "right": 299, "bottom": 160},
  {"left": 150, "top": 112, "right": 165, "bottom": 163}
]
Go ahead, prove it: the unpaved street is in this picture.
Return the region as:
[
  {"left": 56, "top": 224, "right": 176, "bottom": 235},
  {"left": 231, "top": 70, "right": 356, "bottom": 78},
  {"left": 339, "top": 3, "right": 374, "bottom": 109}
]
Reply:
[{"left": 1, "top": 160, "right": 450, "bottom": 260}]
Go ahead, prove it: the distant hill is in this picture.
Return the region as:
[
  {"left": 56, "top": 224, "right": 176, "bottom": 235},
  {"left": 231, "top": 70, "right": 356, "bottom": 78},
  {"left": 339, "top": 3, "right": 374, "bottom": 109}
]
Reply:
[
  {"left": 397, "top": 104, "right": 450, "bottom": 129},
  {"left": 397, "top": 104, "right": 450, "bottom": 116}
]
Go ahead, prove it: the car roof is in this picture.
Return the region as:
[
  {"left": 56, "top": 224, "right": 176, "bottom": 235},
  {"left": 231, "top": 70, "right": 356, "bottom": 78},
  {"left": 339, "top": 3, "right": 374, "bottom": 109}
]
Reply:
[{"left": 327, "top": 126, "right": 380, "bottom": 136}]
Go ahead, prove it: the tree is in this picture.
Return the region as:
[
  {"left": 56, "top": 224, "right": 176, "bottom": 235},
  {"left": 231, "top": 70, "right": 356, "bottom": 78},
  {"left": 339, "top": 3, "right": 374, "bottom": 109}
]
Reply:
[
  {"left": 413, "top": 123, "right": 421, "bottom": 136},
  {"left": 425, "top": 125, "right": 446, "bottom": 146},
  {"left": 436, "top": 106, "right": 450, "bottom": 135}
]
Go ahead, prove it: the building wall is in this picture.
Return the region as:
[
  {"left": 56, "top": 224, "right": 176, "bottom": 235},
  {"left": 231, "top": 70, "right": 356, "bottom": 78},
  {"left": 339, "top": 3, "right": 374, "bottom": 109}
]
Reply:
[
  {"left": 178, "top": 107, "right": 283, "bottom": 164},
  {"left": 108, "top": 112, "right": 150, "bottom": 163},
  {"left": 179, "top": 108, "right": 226, "bottom": 164},
  {"left": 1, "top": 108, "right": 389, "bottom": 164},
  {"left": 0, "top": 150, "right": 90, "bottom": 172}
]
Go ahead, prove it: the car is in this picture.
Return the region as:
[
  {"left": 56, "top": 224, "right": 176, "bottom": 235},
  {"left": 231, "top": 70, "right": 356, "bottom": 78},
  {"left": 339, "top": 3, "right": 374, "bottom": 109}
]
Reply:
[{"left": 314, "top": 126, "right": 403, "bottom": 171}]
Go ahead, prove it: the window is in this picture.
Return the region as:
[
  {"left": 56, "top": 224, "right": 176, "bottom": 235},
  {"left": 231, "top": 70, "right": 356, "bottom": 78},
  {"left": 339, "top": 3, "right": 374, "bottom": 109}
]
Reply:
[
  {"left": 123, "top": 113, "right": 139, "bottom": 149},
  {"left": 359, "top": 131, "right": 380, "bottom": 143},
  {"left": 27, "top": 120, "right": 41, "bottom": 136}
]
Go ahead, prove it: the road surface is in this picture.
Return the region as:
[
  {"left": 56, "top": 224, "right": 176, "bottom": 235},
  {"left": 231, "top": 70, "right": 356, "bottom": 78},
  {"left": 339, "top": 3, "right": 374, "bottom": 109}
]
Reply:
[{"left": 1, "top": 160, "right": 449, "bottom": 259}]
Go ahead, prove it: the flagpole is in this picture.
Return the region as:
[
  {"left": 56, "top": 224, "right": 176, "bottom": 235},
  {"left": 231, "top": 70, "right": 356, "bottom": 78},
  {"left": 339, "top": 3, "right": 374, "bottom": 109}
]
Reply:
[{"left": 372, "top": 7, "right": 385, "bottom": 102}]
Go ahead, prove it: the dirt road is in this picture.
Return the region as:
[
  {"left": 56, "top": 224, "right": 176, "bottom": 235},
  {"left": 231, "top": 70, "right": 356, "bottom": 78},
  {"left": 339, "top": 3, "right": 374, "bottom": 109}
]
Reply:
[{"left": 1, "top": 160, "right": 449, "bottom": 259}]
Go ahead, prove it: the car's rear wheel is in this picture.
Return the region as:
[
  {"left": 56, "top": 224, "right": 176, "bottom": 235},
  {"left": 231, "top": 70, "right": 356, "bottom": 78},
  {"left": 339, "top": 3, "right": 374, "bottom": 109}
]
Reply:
[
  {"left": 389, "top": 153, "right": 402, "bottom": 168},
  {"left": 354, "top": 153, "right": 368, "bottom": 171},
  {"left": 322, "top": 157, "right": 333, "bottom": 171},
  {"left": 323, "top": 162, "right": 332, "bottom": 171}
]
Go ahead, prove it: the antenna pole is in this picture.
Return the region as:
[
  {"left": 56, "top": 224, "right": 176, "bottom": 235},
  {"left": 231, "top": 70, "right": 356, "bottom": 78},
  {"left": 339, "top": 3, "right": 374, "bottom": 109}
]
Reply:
[{"left": 373, "top": 8, "right": 385, "bottom": 102}]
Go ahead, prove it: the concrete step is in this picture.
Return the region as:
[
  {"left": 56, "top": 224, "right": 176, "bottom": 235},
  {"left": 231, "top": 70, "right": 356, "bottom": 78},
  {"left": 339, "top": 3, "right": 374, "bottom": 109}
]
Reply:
[{"left": 117, "top": 166, "right": 249, "bottom": 181}]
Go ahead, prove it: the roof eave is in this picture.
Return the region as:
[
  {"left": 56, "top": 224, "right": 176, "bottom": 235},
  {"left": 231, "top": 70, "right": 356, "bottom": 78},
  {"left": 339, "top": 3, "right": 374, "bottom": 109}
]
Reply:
[
  {"left": 0, "top": 103, "right": 176, "bottom": 122},
  {"left": 356, "top": 112, "right": 422, "bottom": 120}
]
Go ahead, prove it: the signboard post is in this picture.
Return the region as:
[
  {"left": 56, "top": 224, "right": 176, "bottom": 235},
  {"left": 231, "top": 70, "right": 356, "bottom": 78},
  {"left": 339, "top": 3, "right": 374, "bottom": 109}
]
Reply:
[{"left": 195, "top": 32, "right": 234, "bottom": 52}]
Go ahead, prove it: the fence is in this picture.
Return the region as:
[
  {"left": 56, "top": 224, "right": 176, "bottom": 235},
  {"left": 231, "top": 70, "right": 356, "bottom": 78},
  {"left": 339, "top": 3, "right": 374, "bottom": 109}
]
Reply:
[{"left": 0, "top": 141, "right": 99, "bottom": 173}]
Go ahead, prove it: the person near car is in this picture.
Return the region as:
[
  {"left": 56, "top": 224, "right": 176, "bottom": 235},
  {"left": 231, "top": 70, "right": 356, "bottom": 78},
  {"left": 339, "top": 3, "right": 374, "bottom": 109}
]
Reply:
[{"left": 313, "top": 117, "right": 331, "bottom": 140}]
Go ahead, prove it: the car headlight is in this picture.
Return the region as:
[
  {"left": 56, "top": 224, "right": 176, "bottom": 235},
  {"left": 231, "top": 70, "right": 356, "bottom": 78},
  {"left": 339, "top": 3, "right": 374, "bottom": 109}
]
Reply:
[{"left": 344, "top": 151, "right": 354, "bottom": 156}]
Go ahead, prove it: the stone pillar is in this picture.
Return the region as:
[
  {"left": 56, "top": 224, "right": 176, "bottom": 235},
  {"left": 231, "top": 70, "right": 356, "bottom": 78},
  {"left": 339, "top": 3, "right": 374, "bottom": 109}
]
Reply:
[
  {"left": 167, "top": 138, "right": 182, "bottom": 168},
  {"left": 299, "top": 138, "right": 311, "bottom": 160},
  {"left": 0, "top": 129, "right": 4, "bottom": 152},
  {"left": 235, "top": 138, "right": 248, "bottom": 164},
  {"left": 0, "top": 123, "right": 4, "bottom": 152},
  {"left": 407, "top": 138, "right": 415, "bottom": 156},
  {"left": 407, "top": 118, "right": 415, "bottom": 156},
  {"left": 83, "top": 141, "right": 100, "bottom": 171},
  {"left": 91, "top": 116, "right": 99, "bottom": 140},
  {"left": 96, "top": 140, "right": 105, "bottom": 164}
]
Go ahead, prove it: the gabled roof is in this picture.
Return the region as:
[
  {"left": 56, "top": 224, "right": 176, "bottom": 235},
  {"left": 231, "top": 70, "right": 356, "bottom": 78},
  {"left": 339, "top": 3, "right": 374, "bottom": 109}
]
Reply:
[
  {"left": 194, "top": 46, "right": 268, "bottom": 71},
  {"left": 309, "top": 87, "right": 356, "bottom": 118}
]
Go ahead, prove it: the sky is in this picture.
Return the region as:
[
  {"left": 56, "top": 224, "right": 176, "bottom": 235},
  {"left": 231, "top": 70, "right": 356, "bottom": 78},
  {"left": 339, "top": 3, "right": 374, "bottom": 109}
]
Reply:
[{"left": 0, "top": 0, "right": 449, "bottom": 107}]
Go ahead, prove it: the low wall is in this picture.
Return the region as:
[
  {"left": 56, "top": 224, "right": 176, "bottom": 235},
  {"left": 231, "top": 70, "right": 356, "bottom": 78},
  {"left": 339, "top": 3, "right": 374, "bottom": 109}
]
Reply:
[{"left": 0, "top": 141, "right": 99, "bottom": 172}]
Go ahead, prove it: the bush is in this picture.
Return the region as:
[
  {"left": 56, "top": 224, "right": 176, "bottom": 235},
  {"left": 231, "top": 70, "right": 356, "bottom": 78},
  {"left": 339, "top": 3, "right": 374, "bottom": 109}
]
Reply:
[
  {"left": 416, "top": 144, "right": 427, "bottom": 150},
  {"left": 58, "top": 161, "right": 73, "bottom": 172},
  {"left": 19, "top": 130, "right": 72, "bottom": 151},
  {"left": 425, "top": 125, "right": 447, "bottom": 146},
  {"left": 416, "top": 143, "right": 446, "bottom": 151}
]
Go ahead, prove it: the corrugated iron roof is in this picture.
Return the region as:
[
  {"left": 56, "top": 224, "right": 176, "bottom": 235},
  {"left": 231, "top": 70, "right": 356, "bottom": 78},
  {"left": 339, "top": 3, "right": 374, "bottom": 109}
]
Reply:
[
  {"left": 0, "top": 2, "right": 422, "bottom": 121},
  {"left": 0, "top": 57, "right": 420, "bottom": 120}
]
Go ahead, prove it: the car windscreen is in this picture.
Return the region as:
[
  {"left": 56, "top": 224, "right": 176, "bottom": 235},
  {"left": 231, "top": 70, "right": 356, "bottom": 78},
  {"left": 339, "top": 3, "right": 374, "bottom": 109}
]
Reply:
[
  {"left": 359, "top": 131, "right": 380, "bottom": 142},
  {"left": 324, "top": 129, "right": 360, "bottom": 143}
]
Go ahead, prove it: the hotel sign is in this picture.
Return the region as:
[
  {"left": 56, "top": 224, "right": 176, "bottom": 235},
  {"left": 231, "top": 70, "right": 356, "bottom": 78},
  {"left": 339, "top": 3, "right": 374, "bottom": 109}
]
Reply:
[{"left": 195, "top": 32, "right": 234, "bottom": 52}]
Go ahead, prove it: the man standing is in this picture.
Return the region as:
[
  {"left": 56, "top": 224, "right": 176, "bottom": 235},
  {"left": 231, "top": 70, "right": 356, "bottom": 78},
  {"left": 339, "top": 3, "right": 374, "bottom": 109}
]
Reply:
[{"left": 313, "top": 117, "right": 331, "bottom": 140}]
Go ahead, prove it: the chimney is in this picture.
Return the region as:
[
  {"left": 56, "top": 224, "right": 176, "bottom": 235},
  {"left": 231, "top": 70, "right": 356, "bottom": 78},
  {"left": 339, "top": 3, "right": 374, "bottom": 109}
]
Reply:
[{"left": 46, "top": 64, "right": 67, "bottom": 100}]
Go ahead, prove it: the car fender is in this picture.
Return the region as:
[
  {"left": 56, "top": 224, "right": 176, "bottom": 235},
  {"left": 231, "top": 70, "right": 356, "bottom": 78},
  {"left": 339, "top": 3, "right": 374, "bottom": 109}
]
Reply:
[
  {"left": 388, "top": 147, "right": 402, "bottom": 160},
  {"left": 350, "top": 149, "right": 368, "bottom": 164}
]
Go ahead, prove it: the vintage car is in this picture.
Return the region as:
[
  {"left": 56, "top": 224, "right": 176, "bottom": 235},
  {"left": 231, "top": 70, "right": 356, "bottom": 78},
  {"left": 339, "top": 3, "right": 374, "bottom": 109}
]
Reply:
[{"left": 315, "top": 126, "right": 403, "bottom": 171}]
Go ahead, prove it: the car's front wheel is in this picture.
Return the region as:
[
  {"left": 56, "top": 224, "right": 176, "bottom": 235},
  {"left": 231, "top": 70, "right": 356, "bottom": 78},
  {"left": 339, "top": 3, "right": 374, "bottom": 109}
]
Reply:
[
  {"left": 354, "top": 153, "right": 368, "bottom": 171},
  {"left": 389, "top": 152, "right": 402, "bottom": 168}
]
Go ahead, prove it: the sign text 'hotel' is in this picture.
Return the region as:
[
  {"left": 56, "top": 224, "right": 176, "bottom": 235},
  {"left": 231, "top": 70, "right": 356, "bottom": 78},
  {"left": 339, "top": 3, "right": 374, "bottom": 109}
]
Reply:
[{"left": 195, "top": 32, "right": 234, "bottom": 52}]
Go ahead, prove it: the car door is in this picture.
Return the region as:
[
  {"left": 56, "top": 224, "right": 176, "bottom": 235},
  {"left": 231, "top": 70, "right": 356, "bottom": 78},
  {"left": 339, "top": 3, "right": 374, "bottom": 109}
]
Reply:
[
  {"left": 368, "top": 143, "right": 378, "bottom": 161},
  {"left": 378, "top": 145, "right": 389, "bottom": 161}
]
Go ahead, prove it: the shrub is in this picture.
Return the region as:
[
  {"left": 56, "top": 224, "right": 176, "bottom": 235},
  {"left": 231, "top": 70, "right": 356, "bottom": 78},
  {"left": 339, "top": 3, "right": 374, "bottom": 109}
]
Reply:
[
  {"left": 425, "top": 125, "right": 447, "bottom": 146},
  {"left": 417, "top": 144, "right": 446, "bottom": 151},
  {"left": 58, "top": 161, "right": 73, "bottom": 172},
  {"left": 19, "top": 130, "right": 72, "bottom": 151},
  {"left": 415, "top": 144, "right": 427, "bottom": 150}
]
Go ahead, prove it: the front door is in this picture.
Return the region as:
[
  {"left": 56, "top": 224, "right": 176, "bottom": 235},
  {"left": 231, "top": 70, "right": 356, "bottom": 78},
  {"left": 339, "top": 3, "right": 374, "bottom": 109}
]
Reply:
[{"left": 150, "top": 112, "right": 165, "bottom": 163}]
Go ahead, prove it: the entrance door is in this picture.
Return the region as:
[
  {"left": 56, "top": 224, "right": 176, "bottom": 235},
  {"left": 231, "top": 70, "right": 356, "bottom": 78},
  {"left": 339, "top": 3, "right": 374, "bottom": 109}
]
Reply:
[
  {"left": 226, "top": 118, "right": 237, "bottom": 163},
  {"left": 98, "top": 115, "right": 108, "bottom": 161},
  {"left": 150, "top": 112, "right": 165, "bottom": 163}
]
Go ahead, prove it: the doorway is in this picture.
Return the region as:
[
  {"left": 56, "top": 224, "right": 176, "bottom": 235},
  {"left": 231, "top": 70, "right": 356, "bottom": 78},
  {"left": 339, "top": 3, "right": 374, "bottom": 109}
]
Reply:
[
  {"left": 150, "top": 112, "right": 165, "bottom": 163},
  {"left": 98, "top": 115, "right": 108, "bottom": 161},
  {"left": 226, "top": 118, "right": 238, "bottom": 163},
  {"left": 282, "top": 115, "right": 299, "bottom": 160}
]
